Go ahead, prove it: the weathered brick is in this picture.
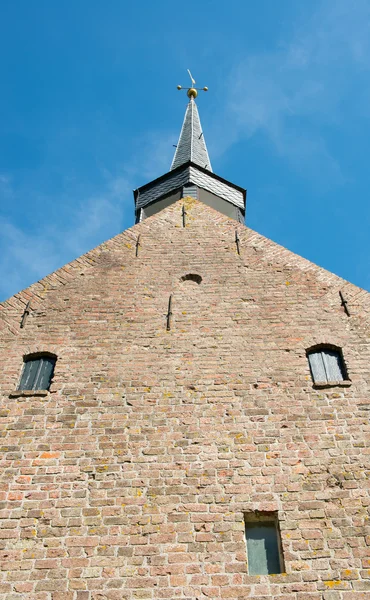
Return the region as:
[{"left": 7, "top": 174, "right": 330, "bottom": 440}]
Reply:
[{"left": 0, "top": 199, "right": 369, "bottom": 600}]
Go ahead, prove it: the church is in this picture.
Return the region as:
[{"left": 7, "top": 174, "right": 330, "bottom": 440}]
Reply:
[{"left": 0, "top": 77, "right": 369, "bottom": 600}]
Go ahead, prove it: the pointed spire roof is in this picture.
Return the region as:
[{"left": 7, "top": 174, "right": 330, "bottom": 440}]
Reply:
[
  {"left": 133, "top": 76, "right": 246, "bottom": 224},
  {"left": 171, "top": 97, "right": 212, "bottom": 172}
]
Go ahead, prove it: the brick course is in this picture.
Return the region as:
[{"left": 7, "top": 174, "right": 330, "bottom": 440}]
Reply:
[{"left": 0, "top": 198, "right": 369, "bottom": 599}]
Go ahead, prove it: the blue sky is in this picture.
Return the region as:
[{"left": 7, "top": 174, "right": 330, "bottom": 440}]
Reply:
[{"left": 0, "top": 0, "right": 369, "bottom": 300}]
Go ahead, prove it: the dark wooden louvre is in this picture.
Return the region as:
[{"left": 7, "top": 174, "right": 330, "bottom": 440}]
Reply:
[
  {"left": 18, "top": 356, "right": 56, "bottom": 391},
  {"left": 18, "top": 359, "right": 40, "bottom": 390},
  {"left": 308, "top": 348, "right": 346, "bottom": 383}
]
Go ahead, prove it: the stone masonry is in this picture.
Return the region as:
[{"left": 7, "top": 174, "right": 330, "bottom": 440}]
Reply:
[{"left": 0, "top": 198, "right": 369, "bottom": 600}]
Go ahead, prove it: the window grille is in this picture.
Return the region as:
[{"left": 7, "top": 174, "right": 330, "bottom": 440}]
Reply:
[
  {"left": 18, "top": 355, "right": 56, "bottom": 391},
  {"left": 307, "top": 348, "right": 347, "bottom": 383}
]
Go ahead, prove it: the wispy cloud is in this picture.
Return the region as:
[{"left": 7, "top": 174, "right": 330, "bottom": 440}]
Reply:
[
  {"left": 3, "top": 0, "right": 369, "bottom": 300},
  {"left": 123, "top": 130, "right": 177, "bottom": 184},
  {"left": 64, "top": 175, "right": 132, "bottom": 257},
  {"left": 214, "top": 0, "right": 370, "bottom": 185},
  {"left": 0, "top": 126, "right": 176, "bottom": 301},
  {"left": 0, "top": 172, "right": 131, "bottom": 300}
]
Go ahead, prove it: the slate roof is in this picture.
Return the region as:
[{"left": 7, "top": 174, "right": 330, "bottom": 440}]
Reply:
[
  {"left": 135, "top": 163, "right": 245, "bottom": 210},
  {"left": 171, "top": 97, "right": 212, "bottom": 171},
  {"left": 133, "top": 93, "right": 246, "bottom": 220}
]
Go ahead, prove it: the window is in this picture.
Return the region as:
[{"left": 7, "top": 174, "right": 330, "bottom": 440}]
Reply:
[
  {"left": 18, "top": 355, "right": 56, "bottom": 391},
  {"left": 245, "top": 513, "right": 284, "bottom": 575},
  {"left": 307, "top": 347, "right": 347, "bottom": 384},
  {"left": 180, "top": 273, "right": 202, "bottom": 284}
]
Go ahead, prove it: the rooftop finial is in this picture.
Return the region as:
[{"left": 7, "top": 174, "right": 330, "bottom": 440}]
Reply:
[{"left": 177, "top": 69, "right": 208, "bottom": 100}]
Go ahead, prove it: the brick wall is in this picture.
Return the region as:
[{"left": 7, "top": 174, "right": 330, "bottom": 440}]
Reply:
[{"left": 0, "top": 198, "right": 369, "bottom": 600}]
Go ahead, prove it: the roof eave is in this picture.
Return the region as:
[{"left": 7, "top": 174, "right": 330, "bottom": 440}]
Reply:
[{"left": 133, "top": 161, "right": 246, "bottom": 208}]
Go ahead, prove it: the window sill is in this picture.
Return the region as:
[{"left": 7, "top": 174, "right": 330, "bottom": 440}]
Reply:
[
  {"left": 9, "top": 390, "right": 49, "bottom": 398},
  {"left": 313, "top": 380, "right": 351, "bottom": 389}
]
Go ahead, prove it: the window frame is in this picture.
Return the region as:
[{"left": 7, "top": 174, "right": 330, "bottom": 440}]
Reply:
[
  {"left": 244, "top": 512, "right": 285, "bottom": 576},
  {"left": 18, "top": 353, "right": 56, "bottom": 392},
  {"left": 306, "top": 345, "right": 349, "bottom": 386}
]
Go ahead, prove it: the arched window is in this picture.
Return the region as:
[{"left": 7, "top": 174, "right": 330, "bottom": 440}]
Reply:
[
  {"left": 18, "top": 354, "right": 56, "bottom": 391},
  {"left": 307, "top": 346, "right": 348, "bottom": 384}
]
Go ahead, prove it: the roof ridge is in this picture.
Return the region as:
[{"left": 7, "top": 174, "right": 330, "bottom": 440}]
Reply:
[{"left": 190, "top": 99, "right": 194, "bottom": 163}]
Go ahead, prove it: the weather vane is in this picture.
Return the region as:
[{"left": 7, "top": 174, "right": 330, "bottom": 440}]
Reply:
[{"left": 177, "top": 69, "right": 208, "bottom": 99}]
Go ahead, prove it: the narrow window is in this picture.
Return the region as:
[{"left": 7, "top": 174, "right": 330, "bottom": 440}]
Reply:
[
  {"left": 307, "top": 347, "right": 347, "bottom": 384},
  {"left": 245, "top": 513, "right": 284, "bottom": 575},
  {"left": 18, "top": 355, "right": 56, "bottom": 391}
]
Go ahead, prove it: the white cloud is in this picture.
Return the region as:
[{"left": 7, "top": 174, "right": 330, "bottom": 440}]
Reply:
[
  {"left": 123, "top": 130, "right": 177, "bottom": 184},
  {"left": 0, "top": 118, "right": 178, "bottom": 301},
  {"left": 63, "top": 177, "right": 131, "bottom": 257},
  {"left": 0, "top": 173, "right": 131, "bottom": 300},
  {"left": 4, "top": 0, "right": 370, "bottom": 300},
  {"left": 216, "top": 0, "right": 370, "bottom": 184}
]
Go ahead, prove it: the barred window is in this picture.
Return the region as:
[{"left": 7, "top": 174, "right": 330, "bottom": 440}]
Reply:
[
  {"left": 307, "top": 347, "right": 347, "bottom": 383},
  {"left": 18, "top": 355, "right": 56, "bottom": 391}
]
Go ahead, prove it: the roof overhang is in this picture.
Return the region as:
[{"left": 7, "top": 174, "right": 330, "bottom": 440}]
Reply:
[{"left": 133, "top": 161, "right": 247, "bottom": 213}]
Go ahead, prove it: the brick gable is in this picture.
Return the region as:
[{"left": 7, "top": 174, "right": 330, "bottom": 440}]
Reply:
[{"left": 0, "top": 198, "right": 369, "bottom": 599}]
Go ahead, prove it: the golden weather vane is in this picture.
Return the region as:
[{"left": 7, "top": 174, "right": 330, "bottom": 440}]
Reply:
[{"left": 177, "top": 69, "right": 208, "bottom": 99}]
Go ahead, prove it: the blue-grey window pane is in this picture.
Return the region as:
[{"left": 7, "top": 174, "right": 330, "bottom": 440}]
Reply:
[
  {"left": 35, "top": 357, "right": 56, "bottom": 390},
  {"left": 308, "top": 352, "right": 326, "bottom": 382},
  {"left": 322, "top": 350, "right": 344, "bottom": 381},
  {"left": 18, "top": 359, "right": 41, "bottom": 390},
  {"left": 246, "top": 523, "right": 281, "bottom": 575}
]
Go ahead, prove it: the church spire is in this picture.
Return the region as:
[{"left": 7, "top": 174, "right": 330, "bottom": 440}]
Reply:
[
  {"left": 133, "top": 72, "right": 246, "bottom": 224},
  {"left": 171, "top": 70, "right": 212, "bottom": 172}
]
